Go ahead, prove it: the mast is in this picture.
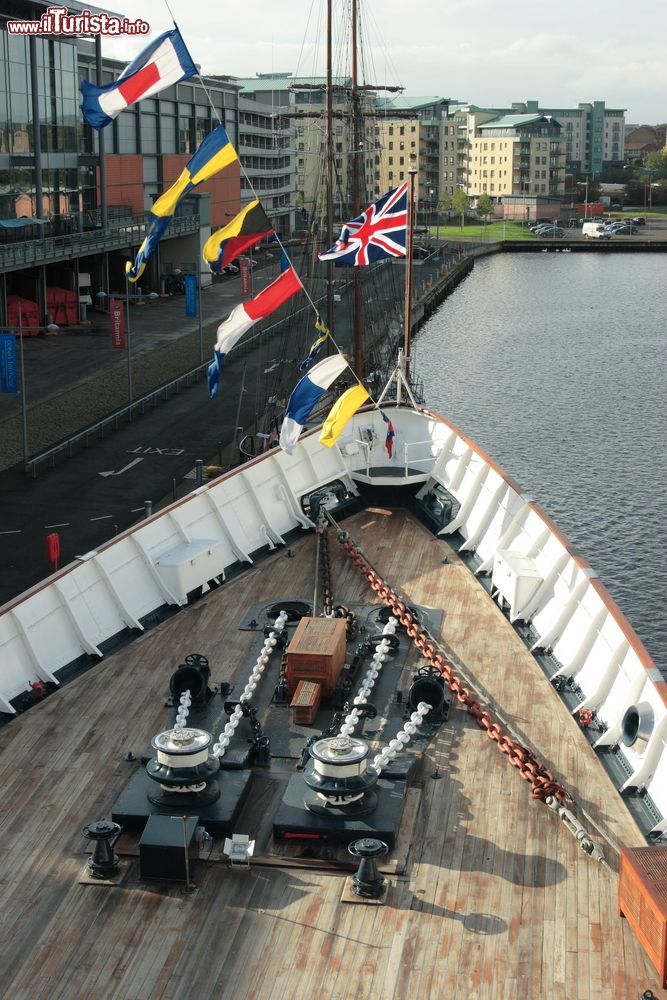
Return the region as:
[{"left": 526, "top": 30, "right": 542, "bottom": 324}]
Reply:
[
  {"left": 325, "top": 0, "right": 335, "bottom": 339},
  {"left": 403, "top": 153, "right": 418, "bottom": 379},
  {"left": 351, "top": 0, "right": 363, "bottom": 377}
]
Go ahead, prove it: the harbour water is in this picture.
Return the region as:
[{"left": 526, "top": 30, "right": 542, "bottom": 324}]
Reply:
[{"left": 414, "top": 251, "right": 666, "bottom": 668}]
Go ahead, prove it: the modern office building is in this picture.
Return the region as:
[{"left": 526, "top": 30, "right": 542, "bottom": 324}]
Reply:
[
  {"left": 0, "top": 3, "right": 297, "bottom": 326},
  {"left": 229, "top": 75, "right": 297, "bottom": 240}
]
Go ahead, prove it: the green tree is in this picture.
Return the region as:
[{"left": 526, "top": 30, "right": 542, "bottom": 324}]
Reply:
[
  {"left": 476, "top": 193, "right": 493, "bottom": 224},
  {"left": 644, "top": 151, "right": 667, "bottom": 179},
  {"left": 451, "top": 188, "right": 470, "bottom": 229},
  {"left": 436, "top": 193, "right": 451, "bottom": 239}
]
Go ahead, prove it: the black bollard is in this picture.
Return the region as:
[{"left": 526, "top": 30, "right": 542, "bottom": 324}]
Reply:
[
  {"left": 348, "top": 838, "right": 389, "bottom": 899},
  {"left": 82, "top": 820, "right": 122, "bottom": 879}
]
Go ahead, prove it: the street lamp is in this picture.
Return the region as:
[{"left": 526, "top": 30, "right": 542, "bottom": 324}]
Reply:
[{"left": 3, "top": 312, "right": 59, "bottom": 469}]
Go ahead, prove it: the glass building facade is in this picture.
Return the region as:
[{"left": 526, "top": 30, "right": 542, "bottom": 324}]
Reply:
[{"left": 0, "top": 28, "right": 83, "bottom": 221}]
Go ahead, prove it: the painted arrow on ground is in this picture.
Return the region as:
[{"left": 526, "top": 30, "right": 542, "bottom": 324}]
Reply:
[{"left": 98, "top": 458, "right": 144, "bottom": 478}]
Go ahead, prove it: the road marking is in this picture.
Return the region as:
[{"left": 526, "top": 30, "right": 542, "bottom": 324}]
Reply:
[
  {"left": 130, "top": 507, "right": 144, "bottom": 513},
  {"left": 99, "top": 457, "right": 144, "bottom": 478},
  {"left": 0, "top": 530, "right": 22, "bottom": 535},
  {"left": 90, "top": 515, "right": 113, "bottom": 521},
  {"left": 45, "top": 522, "right": 70, "bottom": 528},
  {"left": 127, "top": 446, "right": 185, "bottom": 456}
]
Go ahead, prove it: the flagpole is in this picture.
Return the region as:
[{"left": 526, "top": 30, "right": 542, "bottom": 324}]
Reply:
[
  {"left": 18, "top": 307, "right": 28, "bottom": 469},
  {"left": 125, "top": 271, "right": 133, "bottom": 405},
  {"left": 403, "top": 153, "right": 418, "bottom": 379}
]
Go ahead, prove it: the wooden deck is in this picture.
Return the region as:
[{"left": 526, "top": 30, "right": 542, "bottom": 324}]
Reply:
[{"left": 0, "top": 508, "right": 663, "bottom": 999}]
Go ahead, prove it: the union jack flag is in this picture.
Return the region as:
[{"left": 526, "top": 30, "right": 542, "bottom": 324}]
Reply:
[{"left": 318, "top": 184, "right": 407, "bottom": 266}]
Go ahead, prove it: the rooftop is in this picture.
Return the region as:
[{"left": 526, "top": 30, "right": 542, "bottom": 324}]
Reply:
[{"left": 478, "top": 113, "right": 560, "bottom": 130}]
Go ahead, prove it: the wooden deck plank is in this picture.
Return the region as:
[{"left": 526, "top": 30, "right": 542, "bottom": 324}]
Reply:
[{"left": 0, "top": 509, "right": 664, "bottom": 999}]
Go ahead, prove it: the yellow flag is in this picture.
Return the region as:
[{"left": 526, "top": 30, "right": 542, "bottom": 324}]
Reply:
[{"left": 319, "top": 385, "right": 369, "bottom": 448}]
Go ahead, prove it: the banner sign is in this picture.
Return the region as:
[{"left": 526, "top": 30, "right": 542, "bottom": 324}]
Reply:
[
  {"left": 240, "top": 258, "right": 251, "bottom": 295},
  {"left": 0, "top": 333, "right": 18, "bottom": 393},
  {"left": 110, "top": 299, "right": 126, "bottom": 349},
  {"left": 184, "top": 274, "right": 197, "bottom": 317}
]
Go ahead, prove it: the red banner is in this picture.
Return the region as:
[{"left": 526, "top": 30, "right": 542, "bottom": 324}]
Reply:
[
  {"left": 110, "top": 299, "right": 126, "bottom": 349},
  {"left": 240, "top": 258, "right": 251, "bottom": 295}
]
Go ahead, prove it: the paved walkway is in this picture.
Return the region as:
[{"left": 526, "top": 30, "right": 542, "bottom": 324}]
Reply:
[
  {"left": 0, "top": 256, "right": 299, "bottom": 466},
  {"left": 0, "top": 249, "right": 451, "bottom": 605}
]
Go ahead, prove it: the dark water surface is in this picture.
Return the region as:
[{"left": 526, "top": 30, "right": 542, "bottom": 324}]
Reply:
[{"left": 414, "top": 251, "right": 666, "bottom": 668}]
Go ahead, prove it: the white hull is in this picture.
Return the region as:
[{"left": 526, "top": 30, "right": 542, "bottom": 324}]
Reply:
[{"left": 1, "top": 404, "right": 664, "bottom": 828}]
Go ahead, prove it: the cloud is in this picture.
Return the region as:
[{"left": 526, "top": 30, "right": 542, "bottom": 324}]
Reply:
[{"left": 96, "top": 0, "right": 666, "bottom": 122}]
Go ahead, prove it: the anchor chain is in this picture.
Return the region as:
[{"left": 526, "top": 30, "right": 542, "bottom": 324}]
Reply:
[
  {"left": 335, "top": 530, "right": 568, "bottom": 804},
  {"left": 316, "top": 521, "right": 334, "bottom": 617}
]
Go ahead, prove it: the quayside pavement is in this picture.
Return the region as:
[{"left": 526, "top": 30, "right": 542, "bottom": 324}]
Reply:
[{"left": 0, "top": 251, "right": 452, "bottom": 606}]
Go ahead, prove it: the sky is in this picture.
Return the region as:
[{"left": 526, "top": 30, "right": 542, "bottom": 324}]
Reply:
[{"left": 98, "top": 0, "right": 665, "bottom": 124}]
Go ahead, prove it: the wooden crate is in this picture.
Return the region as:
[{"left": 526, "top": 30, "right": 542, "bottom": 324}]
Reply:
[
  {"left": 285, "top": 617, "right": 346, "bottom": 698},
  {"left": 290, "top": 680, "right": 322, "bottom": 725},
  {"left": 619, "top": 846, "right": 667, "bottom": 986}
]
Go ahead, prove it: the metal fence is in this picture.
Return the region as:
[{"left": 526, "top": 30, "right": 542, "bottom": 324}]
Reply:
[
  {"left": 25, "top": 362, "right": 210, "bottom": 478},
  {"left": 0, "top": 214, "right": 199, "bottom": 273}
]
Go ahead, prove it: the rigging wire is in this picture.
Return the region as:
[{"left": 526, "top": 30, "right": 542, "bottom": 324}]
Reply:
[{"left": 159, "top": 0, "right": 409, "bottom": 419}]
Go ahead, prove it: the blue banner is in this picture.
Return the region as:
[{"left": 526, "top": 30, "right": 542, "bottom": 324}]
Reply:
[
  {"left": 184, "top": 274, "right": 197, "bottom": 317},
  {"left": 0, "top": 333, "right": 18, "bottom": 393},
  {"left": 280, "top": 247, "right": 291, "bottom": 273}
]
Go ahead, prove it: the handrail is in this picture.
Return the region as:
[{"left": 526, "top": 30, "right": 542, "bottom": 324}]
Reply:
[
  {"left": 0, "top": 214, "right": 198, "bottom": 270},
  {"left": 403, "top": 438, "right": 438, "bottom": 476}
]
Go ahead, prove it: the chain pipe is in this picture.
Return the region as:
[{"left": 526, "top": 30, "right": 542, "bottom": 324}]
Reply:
[{"left": 336, "top": 532, "right": 567, "bottom": 803}]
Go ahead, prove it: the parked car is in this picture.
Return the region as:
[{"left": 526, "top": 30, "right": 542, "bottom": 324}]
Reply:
[
  {"left": 612, "top": 224, "right": 639, "bottom": 235},
  {"left": 632, "top": 216, "right": 646, "bottom": 226},
  {"left": 535, "top": 225, "right": 565, "bottom": 238},
  {"left": 223, "top": 263, "right": 239, "bottom": 275},
  {"left": 582, "top": 222, "right": 612, "bottom": 240},
  {"left": 235, "top": 256, "right": 258, "bottom": 269}
]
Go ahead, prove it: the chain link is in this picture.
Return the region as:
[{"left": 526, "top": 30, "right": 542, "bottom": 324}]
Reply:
[
  {"left": 338, "top": 534, "right": 567, "bottom": 803},
  {"left": 317, "top": 524, "right": 335, "bottom": 617}
]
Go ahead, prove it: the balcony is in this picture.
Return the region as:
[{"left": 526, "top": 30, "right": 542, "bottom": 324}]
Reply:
[{"left": 0, "top": 213, "right": 199, "bottom": 274}]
